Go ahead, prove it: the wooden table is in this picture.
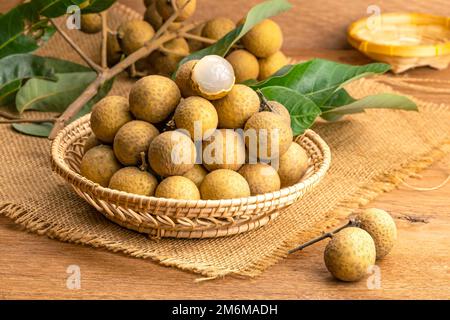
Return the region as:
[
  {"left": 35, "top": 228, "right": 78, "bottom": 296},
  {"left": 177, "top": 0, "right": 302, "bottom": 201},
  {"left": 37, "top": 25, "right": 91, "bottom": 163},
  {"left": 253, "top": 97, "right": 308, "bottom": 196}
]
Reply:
[{"left": 1, "top": 2, "right": 450, "bottom": 300}]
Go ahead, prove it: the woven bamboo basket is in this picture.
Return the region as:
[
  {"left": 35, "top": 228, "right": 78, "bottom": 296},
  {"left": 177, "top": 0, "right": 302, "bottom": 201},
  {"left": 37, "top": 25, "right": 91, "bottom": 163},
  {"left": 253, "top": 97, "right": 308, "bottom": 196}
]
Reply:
[
  {"left": 348, "top": 13, "right": 450, "bottom": 73},
  {"left": 51, "top": 114, "right": 331, "bottom": 239}
]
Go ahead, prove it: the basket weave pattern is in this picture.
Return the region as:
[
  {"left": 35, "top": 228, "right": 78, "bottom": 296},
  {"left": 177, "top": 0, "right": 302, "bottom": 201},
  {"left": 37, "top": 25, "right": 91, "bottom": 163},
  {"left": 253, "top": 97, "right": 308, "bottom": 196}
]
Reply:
[{"left": 51, "top": 115, "right": 331, "bottom": 238}]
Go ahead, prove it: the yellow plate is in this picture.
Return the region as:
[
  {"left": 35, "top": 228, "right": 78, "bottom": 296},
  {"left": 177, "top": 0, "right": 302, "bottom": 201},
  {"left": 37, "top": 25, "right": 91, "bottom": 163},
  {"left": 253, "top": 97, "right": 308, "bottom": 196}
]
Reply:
[{"left": 348, "top": 13, "right": 450, "bottom": 72}]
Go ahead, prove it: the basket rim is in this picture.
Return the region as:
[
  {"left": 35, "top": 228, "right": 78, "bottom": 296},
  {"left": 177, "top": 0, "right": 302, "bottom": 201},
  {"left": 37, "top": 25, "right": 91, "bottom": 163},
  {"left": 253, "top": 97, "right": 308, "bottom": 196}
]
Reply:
[
  {"left": 51, "top": 114, "right": 331, "bottom": 210},
  {"left": 347, "top": 12, "right": 450, "bottom": 58}
]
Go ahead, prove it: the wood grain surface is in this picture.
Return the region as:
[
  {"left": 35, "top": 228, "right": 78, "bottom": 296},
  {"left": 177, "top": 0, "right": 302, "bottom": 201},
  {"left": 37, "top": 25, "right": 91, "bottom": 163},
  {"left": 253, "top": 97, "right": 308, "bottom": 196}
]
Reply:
[{"left": 1, "top": 0, "right": 450, "bottom": 300}]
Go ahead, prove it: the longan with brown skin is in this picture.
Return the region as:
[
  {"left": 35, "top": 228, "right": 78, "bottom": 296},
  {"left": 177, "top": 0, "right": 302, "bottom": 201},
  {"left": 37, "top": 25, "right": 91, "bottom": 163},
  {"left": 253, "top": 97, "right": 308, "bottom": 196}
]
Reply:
[
  {"left": 202, "top": 17, "right": 236, "bottom": 40},
  {"left": 226, "top": 50, "right": 259, "bottom": 83},
  {"left": 202, "top": 129, "right": 246, "bottom": 172},
  {"left": 83, "top": 133, "right": 102, "bottom": 154},
  {"left": 148, "top": 131, "right": 196, "bottom": 177},
  {"left": 238, "top": 163, "right": 280, "bottom": 195},
  {"left": 129, "top": 75, "right": 181, "bottom": 124},
  {"left": 144, "top": 3, "right": 163, "bottom": 30},
  {"left": 355, "top": 208, "right": 397, "bottom": 259},
  {"left": 267, "top": 100, "right": 290, "bottom": 126},
  {"left": 156, "top": 0, "right": 197, "bottom": 22},
  {"left": 259, "top": 51, "right": 288, "bottom": 80},
  {"left": 244, "top": 111, "right": 293, "bottom": 160},
  {"left": 324, "top": 227, "right": 376, "bottom": 282},
  {"left": 174, "top": 96, "right": 218, "bottom": 140},
  {"left": 242, "top": 19, "right": 283, "bottom": 58},
  {"left": 118, "top": 20, "right": 155, "bottom": 55},
  {"left": 174, "top": 59, "right": 199, "bottom": 98},
  {"left": 148, "top": 37, "right": 190, "bottom": 76},
  {"left": 106, "top": 33, "right": 122, "bottom": 66},
  {"left": 90, "top": 96, "right": 132, "bottom": 143},
  {"left": 113, "top": 120, "right": 159, "bottom": 166},
  {"left": 80, "top": 13, "right": 102, "bottom": 34},
  {"left": 80, "top": 145, "right": 122, "bottom": 187},
  {"left": 213, "top": 84, "right": 260, "bottom": 129},
  {"left": 187, "top": 24, "right": 205, "bottom": 52},
  {"left": 182, "top": 164, "right": 208, "bottom": 188},
  {"left": 200, "top": 169, "right": 250, "bottom": 200},
  {"left": 277, "top": 142, "right": 309, "bottom": 187},
  {"left": 155, "top": 176, "right": 200, "bottom": 200},
  {"left": 109, "top": 167, "right": 158, "bottom": 196}
]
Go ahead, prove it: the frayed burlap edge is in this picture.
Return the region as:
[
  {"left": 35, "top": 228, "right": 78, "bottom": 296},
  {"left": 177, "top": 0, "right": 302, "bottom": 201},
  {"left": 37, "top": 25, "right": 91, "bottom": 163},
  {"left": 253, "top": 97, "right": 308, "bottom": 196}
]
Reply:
[{"left": 2, "top": 137, "right": 449, "bottom": 280}]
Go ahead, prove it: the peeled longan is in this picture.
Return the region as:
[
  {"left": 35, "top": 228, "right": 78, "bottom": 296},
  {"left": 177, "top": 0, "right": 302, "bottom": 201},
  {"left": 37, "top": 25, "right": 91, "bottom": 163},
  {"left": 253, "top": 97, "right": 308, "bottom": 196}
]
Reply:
[
  {"left": 109, "top": 167, "right": 158, "bottom": 196},
  {"left": 258, "top": 51, "right": 288, "bottom": 80},
  {"left": 226, "top": 50, "right": 259, "bottom": 83},
  {"left": 277, "top": 142, "right": 309, "bottom": 187},
  {"left": 200, "top": 169, "right": 250, "bottom": 200},
  {"left": 213, "top": 84, "right": 260, "bottom": 129},
  {"left": 239, "top": 163, "right": 280, "bottom": 195},
  {"left": 90, "top": 96, "right": 132, "bottom": 143},
  {"left": 129, "top": 75, "right": 181, "bottom": 124},
  {"left": 242, "top": 19, "right": 283, "bottom": 58}
]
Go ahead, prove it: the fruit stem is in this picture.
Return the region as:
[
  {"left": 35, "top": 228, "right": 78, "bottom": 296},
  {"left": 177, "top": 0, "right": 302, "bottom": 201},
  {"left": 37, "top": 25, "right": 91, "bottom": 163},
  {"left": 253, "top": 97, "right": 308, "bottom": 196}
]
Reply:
[
  {"left": 139, "top": 152, "right": 148, "bottom": 171},
  {"left": 47, "top": 1, "right": 198, "bottom": 140},
  {"left": 256, "top": 89, "right": 274, "bottom": 112},
  {"left": 288, "top": 219, "right": 358, "bottom": 254},
  {"left": 100, "top": 11, "right": 108, "bottom": 69}
]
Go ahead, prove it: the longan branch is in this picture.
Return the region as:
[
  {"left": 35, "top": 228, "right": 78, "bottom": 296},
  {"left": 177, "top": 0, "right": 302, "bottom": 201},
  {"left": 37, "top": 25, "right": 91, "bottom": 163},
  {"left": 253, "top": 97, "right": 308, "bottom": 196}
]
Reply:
[
  {"left": 0, "top": 111, "right": 20, "bottom": 120},
  {"left": 100, "top": 11, "right": 108, "bottom": 69},
  {"left": 288, "top": 219, "right": 358, "bottom": 254},
  {"left": 50, "top": 19, "right": 103, "bottom": 73},
  {"left": 48, "top": 19, "right": 199, "bottom": 139}
]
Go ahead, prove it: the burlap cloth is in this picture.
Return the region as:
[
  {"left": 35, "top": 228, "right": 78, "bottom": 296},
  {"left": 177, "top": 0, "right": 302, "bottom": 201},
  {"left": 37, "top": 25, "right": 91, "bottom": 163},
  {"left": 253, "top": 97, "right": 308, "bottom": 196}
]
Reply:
[{"left": 1, "top": 4, "right": 449, "bottom": 279}]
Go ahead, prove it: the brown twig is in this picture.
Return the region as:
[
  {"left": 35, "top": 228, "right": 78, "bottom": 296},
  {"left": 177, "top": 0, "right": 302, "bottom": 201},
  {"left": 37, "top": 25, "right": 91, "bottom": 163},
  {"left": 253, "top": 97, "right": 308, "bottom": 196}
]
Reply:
[
  {"left": 158, "top": 46, "right": 189, "bottom": 57},
  {"left": 48, "top": 19, "right": 198, "bottom": 139},
  {"left": 0, "top": 111, "right": 20, "bottom": 120},
  {"left": 288, "top": 219, "right": 358, "bottom": 254},
  {"left": 182, "top": 32, "right": 244, "bottom": 48},
  {"left": 50, "top": 19, "right": 103, "bottom": 73},
  {"left": 100, "top": 11, "right": 108, "bottom": 69}
]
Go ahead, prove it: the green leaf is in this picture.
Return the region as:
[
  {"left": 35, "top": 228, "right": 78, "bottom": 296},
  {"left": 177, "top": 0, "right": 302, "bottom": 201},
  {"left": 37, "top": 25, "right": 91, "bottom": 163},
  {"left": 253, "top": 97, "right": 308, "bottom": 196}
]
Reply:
[
  {"left": 12, "top": 77, "right": 114, "bottom": 138},
  {"left": 0, "top": 80, "right": 22, "bottom": 106},
  {"left": 250, "top": 59, "right": 391, "bottom": 107},
  {"left": 0, "top": 6, "right": 39, "bottom": 58},
  {"left": 320, "top": 89, "right": 355, "bottom": 121},
  {"left": 32, "top": 0, "right": 86, "bottom": 18},
  {"left": 260, "top": 86, "right": 321, "bottom": 135},
  {"left": 15, "top": 71, "right": 97, "bottom": 113},
  {"left": 179, "top": 0, "right": 292, "bottom": 66},
  {"left": 82, "top": 0, "right": 116, "bottom": 13},
  {"left": 0, "top": 54, "right": 91, "bottom": 102},
  {"left": 12, "top": 122, "right": 53, "bottom": 137},
  {"left": 321, "top": 93, "right": 418, "bottom": 118}
]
